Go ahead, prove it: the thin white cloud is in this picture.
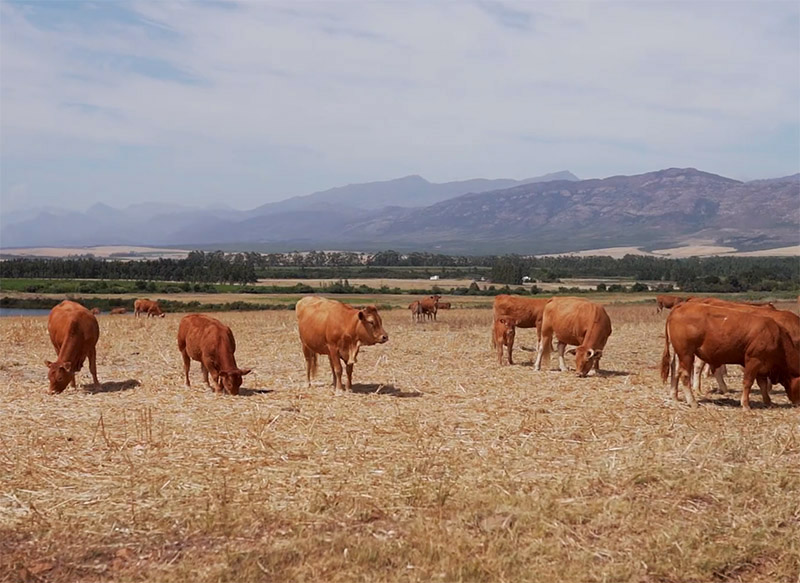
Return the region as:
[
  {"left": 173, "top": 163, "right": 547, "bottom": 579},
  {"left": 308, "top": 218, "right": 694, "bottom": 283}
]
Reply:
[{"left": 1, "top": 0, "right": 798, "bottom": 211}]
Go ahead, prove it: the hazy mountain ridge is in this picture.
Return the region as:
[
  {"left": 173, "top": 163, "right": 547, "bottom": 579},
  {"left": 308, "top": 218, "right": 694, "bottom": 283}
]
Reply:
[{"left": 1, "top": 168, "right": 797, "bottom": 254}]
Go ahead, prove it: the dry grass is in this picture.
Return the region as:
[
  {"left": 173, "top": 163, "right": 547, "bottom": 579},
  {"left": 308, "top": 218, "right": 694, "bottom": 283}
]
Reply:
[{"left": 2, "top": 304, "right": 799, "bottom": 583}]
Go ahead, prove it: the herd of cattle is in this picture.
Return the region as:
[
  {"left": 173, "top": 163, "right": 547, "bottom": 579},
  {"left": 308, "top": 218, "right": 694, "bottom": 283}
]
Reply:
[{"left": 40, "top": 292, "right": 800, "bottom": 410}]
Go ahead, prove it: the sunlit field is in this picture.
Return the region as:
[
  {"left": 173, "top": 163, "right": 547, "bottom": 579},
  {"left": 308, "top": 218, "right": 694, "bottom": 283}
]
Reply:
[{"left": 2, "top": 302, "right": 799, "bottom": 582}]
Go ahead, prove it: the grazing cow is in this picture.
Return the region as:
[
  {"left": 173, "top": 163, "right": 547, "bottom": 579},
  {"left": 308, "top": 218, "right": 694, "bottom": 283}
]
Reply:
[
  {"left": 177, "top": 314, "right": 251, "bottom": 395},
  {"left": 109, "top": 307, "right": 127, "bottom": 315},
  {"left": 661, "top": 302, "right": 800, "bottom": 409},
  {"left": 419, "top": 295, "right": 442, "bottom": 321},
  {"left": 408, "top": 301, "right": 423, "bottom": 323},
  {"left": 492, "top": 317, "right": 517, "bottom": 365},
  {"left": 438, "top": 302, "right": 452, "bottom": 310},
  {"left": 44, "top": 300, "right": 100, "bottom": 393},
  {"left": 90, "top": 307, "right": 101, "bottom": 315},
  {"left": 134, "top": 298, "right": 165, "bottom": 318},
  {"left": 534, "top": 297, "right": 612, "bottom": 376},
  {"left": 296, "top": 296, "right": 388, "bottom": 393},
  {"left": 684, "top": 297, "right": 800, "bottom": 394},
  {"left": 492, "top": 295, "right": 550, "bottom": 363},
  {"left": 656, "top": 294, "right": 685, "bottom": 314}
]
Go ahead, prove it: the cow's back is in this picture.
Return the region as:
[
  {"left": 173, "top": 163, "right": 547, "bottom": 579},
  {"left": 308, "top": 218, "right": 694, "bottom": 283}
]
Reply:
[
  {"left": 48, "top": 300, "right": 99, "bottom": 358},
  {"left": 178, "top": 314, "right": 233, "bottom": 358},
  {"left": 493, "top": 295, "right": 549, "bottom": 328},
  {"left": 297, "top": 296, "right": 354, "bottom": 350},
  {"left": 542, "top": 297, "right": 610, "bottom": 347}
]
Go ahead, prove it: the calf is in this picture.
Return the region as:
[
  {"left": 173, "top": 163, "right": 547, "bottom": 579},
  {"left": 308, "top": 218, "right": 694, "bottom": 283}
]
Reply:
[
  {"left": 492, "top": 317, "right": 517, "bottom": 365},
  {"left": 661, "top": 302, "right": 800, "bottom": 409},
  {"left": 45, "top": 300, "right": 100, "bottom": 393},
  {"left": 492, "top": 295, "right": 550, "bottom": 364},
  {"left": 656, "top": 294, "right": 685, "bottom": 314},
  {"left": 408, "top": 301, "right": 423, "bottom": 323},
  {"left": 177, "top": 314, "right": 251, "bottom": 395},
  {"left": 296, "top": 296, "right": 388, "bottom": 393},
  {"left": 534, "top": 297, "right": 612, "bottom": 376}
]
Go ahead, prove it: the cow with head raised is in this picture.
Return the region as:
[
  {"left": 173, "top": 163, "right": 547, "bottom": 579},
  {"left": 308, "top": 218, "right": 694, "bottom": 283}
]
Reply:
[{"left": 296, "top": 296, "right": 388, "bottom": 393}]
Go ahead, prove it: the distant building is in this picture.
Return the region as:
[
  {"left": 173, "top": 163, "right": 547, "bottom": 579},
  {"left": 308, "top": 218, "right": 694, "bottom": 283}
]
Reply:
[{"left": 429, "top": 275, "right": 440, "bottom": 281}]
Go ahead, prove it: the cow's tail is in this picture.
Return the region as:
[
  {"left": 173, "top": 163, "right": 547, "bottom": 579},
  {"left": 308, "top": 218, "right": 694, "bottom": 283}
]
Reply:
[
  {"left": 309, "top": 352, "right": 318, "bottom": 378},
  {"left": 660, "top": 321, "right": 671, "bottom": 383}
]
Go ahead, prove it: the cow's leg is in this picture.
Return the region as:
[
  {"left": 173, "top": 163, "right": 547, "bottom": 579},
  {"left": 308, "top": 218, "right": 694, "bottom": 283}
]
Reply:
[
  {"left": 714, "top": 365, "right": 729, "bottom": 394},
  {"left": 181, "top": 351, "right": 191, "bottom": 387},
  {"left": 201, "top": 363, "right": 211, "bottom": 388},
  {"left": 70, "top": 372, "right": 78, "bottom": 388},
  {"left": 302, "top": 345, "right": 315, "bottom": 387},
  {"left": 741, "top": 364, "right": 758, "bottom": 410},
  {"left": 678, "top": 354, "right": 698, "bottom": 407},
  {"left": 207, "top": 365, "right": 222, "bottom": 393},
  {"left": 327, "top": 347, "right": 344, "bottom": 392},
  {"left": 345, "top": 362, "right": 354, "bottom": 391},
  {"left": 692, "top": 360, "right": 706, "bottom": 397},
  {"left": 670, "top": 352, "right": 680, "bottom": 401},
  {"left": 534, "top": 334, "right": 550, "bottom": 371},
  {"left": 88, "top": 347, "right": 99, "bottom": 387},
  {"left": 496, "top": 339, "right": 504, "bottom": 365},
  {"left": 557, "top": 342, "right": 568, "bottom": 372},
  {"left": 756, "top": 376, "right": 772, "bottom": 407}
]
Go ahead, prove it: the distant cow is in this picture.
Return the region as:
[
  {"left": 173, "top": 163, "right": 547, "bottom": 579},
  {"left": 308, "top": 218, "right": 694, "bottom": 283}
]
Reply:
[
  {"left": 90, "top": 307, "right": 101, "bottom": 315},
  {"left": 492, "top": 317, "right": 517, "bottom": 365},
  {"left": 296, "top": 296, "right": 388, "bottom": 393},
  {"left": 438, "top": 302, "right": 452, "bottom": 310},
  {"left": 134, "top": 298, "right": 165, "bottom": 318},
  {"left": 109, "top": 307, "right": 127, "bottom": 315},
  {"left": 408, "top": 301, "right": 423, "bottom": 323},
  {"left": 656, "top": 295, "right": 685, "bottom": 314},
  {"left": 45, "top": 300, "right": 100, "bottom": 393},
  {"left": 661, "top": 302, "right": 800, "bottom": 409},
  {"left": 492, "top": 295, "right": 550, "bottom": 363},
  {"left": 419, "top": 295, "right": 442, "bottom": 321},
  {"left": 177, "top": 314, "right": 251, "bottom": 395},
  {"left": 534, "top": 297, "right": 612, "bottom": 376}
]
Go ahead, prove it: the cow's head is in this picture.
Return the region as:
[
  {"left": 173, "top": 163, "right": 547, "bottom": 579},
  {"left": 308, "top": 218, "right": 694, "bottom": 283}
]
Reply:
[
  {"left": 497, "top": 317, "right": 516, "bottom": 335},
  {"left": 218, "top": 368, "right": 251, "bottom": 395},
  {"left": 567, "top": 347, "right": 603, "bottom": 377},
  {"left": 44, "top": 360, "right": 73, "bottom": 394},
  {"left": 358, "top": 306, "right": 389, "bottom": 344}
]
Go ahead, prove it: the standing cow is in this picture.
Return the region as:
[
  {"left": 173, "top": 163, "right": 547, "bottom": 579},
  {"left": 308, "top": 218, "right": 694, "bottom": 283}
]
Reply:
[
  {"left": 492, "top": 317, "right": 517, "bottom": 365},
  {"left": 408, "top": 301, "right": 423, "bottom": 323},
  {"left": 44, "top": 300, "right": 100, "bottom": 393},
  {"left": 296, "top": 296, "right": 388, "bottom": 393},
  {"left": 661, "top": 302, "right": 800, "bottom": 409},
  {"left": 418, "top": 295, "right": 442, "bottom": 321},
  {"left": 177, "top": 314, "right": 251, "bottom": 395},
  {"left": 534, "top": 297, "right": 612, "bottom": 376},
  {"left": 134, "top": 298, "right": 165, "bottom": 318},
  {"left": 492, "top": 295, "right": 550, "bottom": 364}
]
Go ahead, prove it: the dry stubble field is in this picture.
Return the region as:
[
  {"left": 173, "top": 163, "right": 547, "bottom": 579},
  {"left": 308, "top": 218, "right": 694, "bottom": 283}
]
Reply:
[{"left": 1, "top": 303, "right": 799, "bottom": 583}]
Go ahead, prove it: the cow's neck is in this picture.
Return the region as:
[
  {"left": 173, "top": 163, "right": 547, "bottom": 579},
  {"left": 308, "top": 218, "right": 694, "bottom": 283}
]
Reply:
[{"left": 58, "top": 331, "right": 85, "bottom": 363}]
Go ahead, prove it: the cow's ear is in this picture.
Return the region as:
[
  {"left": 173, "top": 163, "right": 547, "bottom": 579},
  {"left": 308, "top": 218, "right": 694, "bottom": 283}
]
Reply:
[
  {"left": 239, "top": 368, "right": 251, "bottom": 376},
  {"left": 566, "top": 348, "right": 577, "bottom": 355},
  {"left": 44, "top": 360, "right": 53, "bottom": 367},
  {"left": 358, "top": 311, "right": 365, "bottom": 321},
  {"left": 61, "top": 361, "right": 72, "bottom": 372}
]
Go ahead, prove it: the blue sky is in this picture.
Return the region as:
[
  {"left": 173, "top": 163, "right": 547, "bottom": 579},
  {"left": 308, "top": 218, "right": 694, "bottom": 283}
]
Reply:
[{"left": 1, "top": 0, "right": 798, "bottom": 212}]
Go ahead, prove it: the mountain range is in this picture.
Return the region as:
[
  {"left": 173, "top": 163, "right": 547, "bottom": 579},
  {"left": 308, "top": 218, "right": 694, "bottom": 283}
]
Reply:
[{"left": 1, "top": 168, "right": 798, "bottom": 254}]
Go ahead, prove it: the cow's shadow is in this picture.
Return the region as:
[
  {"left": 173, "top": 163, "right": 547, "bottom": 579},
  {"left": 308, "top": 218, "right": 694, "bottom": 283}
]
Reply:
[
  {"left": 238, "top": 388, "right": 274, "bottom": 397},
  {"left": 84, "top": 379, "right": 141, "bottom": 393},
  {"left": 350, "top": 383, "right": 423, "bottom": 398},
  {"left": 702, "top": 396, "right": 796, "bottom": 410}
]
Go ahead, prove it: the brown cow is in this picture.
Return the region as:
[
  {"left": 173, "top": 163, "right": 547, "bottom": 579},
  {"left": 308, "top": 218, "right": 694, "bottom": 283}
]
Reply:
[
  {"left": 418, "top": 295, "right": 442, "bottom": 321},
  {"left": 109, "top": 307, "right": 127, "bottom": 315},
  {"left": 492, "top": 317, "right": 517, "bottom": 365},
  {"left": 492, "top": 295, "right": 550, "bottom": 363},
  {"left": 684, "top": 297, "right": 800, "bottom": 394},
  {"left": 296, "top": 296, "right": 388, "bottom": 393},
  {"left": 44, "top": 300, "right": 100, "bottom": 393},
  {"left": 177, "top": 314, "right": 251, "bottom": 395},
  {"left": 438, "top": 302, "right": 452, "bottom": 310},
  {"left": 408, "top": 301, "right": 423, "bottom": 323},
  {"left": 534, "top": 297, "right": 612, "bottom": 376},
  {"left": 656, "top": 294, "right": 685, "bottom": 314},
  {"left": 661, "top": 302, "right": 800, "bottom": 409},
  {"left": 134, "top": 298, "right": 165, "bottom": 318},
  {"left": 90, "top": 307, "right": 101, "bottom": 315}
]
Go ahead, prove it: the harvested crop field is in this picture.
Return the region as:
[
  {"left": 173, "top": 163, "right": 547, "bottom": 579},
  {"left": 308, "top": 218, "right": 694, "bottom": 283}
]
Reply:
[{"left": 2, "top": 303, "right": 799, "bottom": 582}]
